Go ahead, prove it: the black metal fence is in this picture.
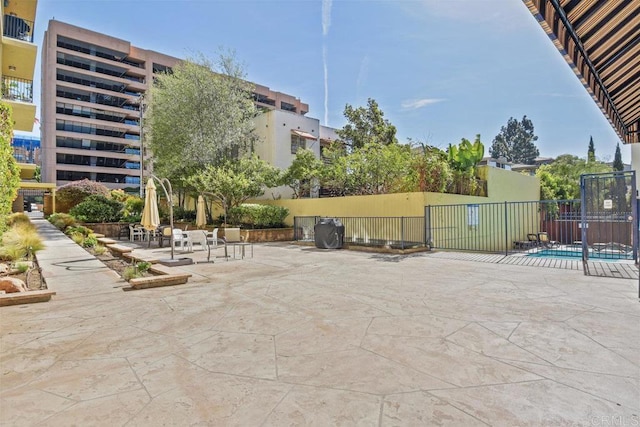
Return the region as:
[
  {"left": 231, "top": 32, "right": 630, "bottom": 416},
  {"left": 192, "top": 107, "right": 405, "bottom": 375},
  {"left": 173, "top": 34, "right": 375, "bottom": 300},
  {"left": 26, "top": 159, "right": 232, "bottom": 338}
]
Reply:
[
  {"left": 426, "top": 199, "right": 635, "bottom": 260},
  {"left": 580, "top": 171, "right": 637, "bottom": 262},
  {"left": 293, "top": 216, "right": 426, "bottom": 249}
]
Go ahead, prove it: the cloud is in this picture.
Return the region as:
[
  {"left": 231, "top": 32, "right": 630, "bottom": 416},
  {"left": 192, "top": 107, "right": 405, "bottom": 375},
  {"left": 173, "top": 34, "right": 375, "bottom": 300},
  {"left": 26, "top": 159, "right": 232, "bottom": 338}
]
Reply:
[
  {"left": 401, "top": 98, "right": 445, "bottom": 110},
  {"left": 322, "top": 0, "right": 333, "bottom": 36}
]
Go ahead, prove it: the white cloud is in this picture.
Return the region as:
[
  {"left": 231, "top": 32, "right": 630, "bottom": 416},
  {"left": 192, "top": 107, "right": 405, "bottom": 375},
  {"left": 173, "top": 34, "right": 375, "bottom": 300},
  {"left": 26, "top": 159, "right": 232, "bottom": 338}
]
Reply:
[
  {"left": 401, "top": 98, "right": 445, "bottom": 110},
  {"left": 322, "top": 0, "right": 333, "bottom": 36}
]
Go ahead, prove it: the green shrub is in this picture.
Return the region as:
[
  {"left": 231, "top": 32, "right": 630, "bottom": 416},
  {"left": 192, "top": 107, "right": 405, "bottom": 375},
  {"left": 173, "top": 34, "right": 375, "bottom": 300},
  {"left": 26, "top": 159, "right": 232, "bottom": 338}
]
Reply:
[
  {"left": 228, "top": 204, "right": 289, "bottom": 228},
  {"left": 70, "top": 232, "right": 84, "bottom": 245},
  {"left": 0, "top": 224, "right": 44, "bottom": 260},
  {"left": 48, "top": 213, "right": 77, "bottom": 231},
  {"left": 69, "top": 195, "right": 123, "bottom": 223},
  {"left": 57, "top": 179, "right": 111, "bottom": 207},
  {"left": 0, "top": 102, "right": 19, "bottom": 234},
  {"left": 82, "top": 235, "right": 98, "bottom": 248},
  {"left": 122, "top": 265, "right": 140, "bottom": 281},
  {"left": 15, "top": 262, "right": 29, "bottom": 273},
  {"left": 122, "top": 196, "right": 144, "bottom": 222},
  {"left": 93, "top": 244, "right": 107, "bottom": 255},
  {"left": 136, "top": 261, "right": 151, "bottom": 273},
  {"left": 173, "top": 206, "right": 196, "bottom": 221},
  {"left": 65, "top": 225, "right": 92, "bottom": 237},
  {"left": 7, "top": 212, "right": 31, "bottom": 228}
]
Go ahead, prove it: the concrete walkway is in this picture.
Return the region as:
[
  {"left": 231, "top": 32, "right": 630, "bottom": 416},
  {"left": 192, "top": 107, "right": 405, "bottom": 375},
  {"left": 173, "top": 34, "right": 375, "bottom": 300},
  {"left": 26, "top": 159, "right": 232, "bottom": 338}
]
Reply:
[{"left": 1, "top": 220, "right": 639, "bottom": 426}]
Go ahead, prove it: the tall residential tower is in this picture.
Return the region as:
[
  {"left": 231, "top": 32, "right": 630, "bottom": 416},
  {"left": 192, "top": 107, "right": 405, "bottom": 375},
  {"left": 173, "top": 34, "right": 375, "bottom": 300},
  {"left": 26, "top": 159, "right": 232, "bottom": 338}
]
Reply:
[{"left": 41, "top": 20, "right": 309, "bottom": 193}]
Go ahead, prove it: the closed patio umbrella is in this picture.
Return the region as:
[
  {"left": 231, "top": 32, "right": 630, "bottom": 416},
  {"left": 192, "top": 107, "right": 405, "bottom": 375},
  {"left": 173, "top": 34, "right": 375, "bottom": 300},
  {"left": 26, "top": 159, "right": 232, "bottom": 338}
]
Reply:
[
  {"left": 196, "top": 195, "right": 206, "bottom": 229},
  {"left": 141, "top": 178, "right": 160, "bottom": 232}
]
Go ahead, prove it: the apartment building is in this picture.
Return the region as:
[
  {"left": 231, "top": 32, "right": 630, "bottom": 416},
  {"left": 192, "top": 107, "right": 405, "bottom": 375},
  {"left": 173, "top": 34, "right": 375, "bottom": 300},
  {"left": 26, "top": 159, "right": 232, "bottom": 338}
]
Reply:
[
  {"left": 1, "top": 0, "right": 37, "bottom": 131},
  {"left": 253, "top": 109, "right": 338, "bottom": 199},
  {"left": 41, "top": 20, "right": 310, "bottom": 193}
]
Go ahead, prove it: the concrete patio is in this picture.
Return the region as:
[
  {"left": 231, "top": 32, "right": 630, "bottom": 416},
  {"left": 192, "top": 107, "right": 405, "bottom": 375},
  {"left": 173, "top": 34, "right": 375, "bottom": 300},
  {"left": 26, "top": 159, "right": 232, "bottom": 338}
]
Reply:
[{"left": 1, "top": 220, "right": 639, "bottom": 426}]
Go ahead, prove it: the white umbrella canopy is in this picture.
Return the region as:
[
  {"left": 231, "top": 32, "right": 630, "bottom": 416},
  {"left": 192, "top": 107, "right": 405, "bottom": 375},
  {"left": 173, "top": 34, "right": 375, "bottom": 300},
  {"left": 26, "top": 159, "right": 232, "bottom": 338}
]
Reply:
[
  {"left": 196, "top": 195, "right": 206, "bottom": 229},
  {"left": 141, "top": 178, "right": 160, "bottom": 231}
]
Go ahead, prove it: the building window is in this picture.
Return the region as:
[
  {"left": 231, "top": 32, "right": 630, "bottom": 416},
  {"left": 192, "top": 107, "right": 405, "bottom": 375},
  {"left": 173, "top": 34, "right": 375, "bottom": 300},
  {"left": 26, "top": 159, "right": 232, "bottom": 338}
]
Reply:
[
  {"left": 281, "top": 101, "right": 296, "bottom": 113},
  {"left": 291, "top": 134, "right": 306, "bottom": 154}
]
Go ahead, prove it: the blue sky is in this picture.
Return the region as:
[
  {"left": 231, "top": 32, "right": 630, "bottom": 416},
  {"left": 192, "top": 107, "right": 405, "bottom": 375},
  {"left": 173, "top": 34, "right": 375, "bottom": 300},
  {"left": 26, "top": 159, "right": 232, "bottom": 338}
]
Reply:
[{"left": 26, "top": 0, "right": 629, "bottom": 162}]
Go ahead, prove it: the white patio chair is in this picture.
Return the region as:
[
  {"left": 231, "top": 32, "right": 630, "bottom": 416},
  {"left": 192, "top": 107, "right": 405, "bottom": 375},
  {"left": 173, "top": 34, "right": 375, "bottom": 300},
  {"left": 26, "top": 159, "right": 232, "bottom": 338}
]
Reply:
[
  {"left": 129, "top": 224, "right": 145, "bottom": 242},
  {"left": 189, "top": 230, "right": 208, "bottom": 251},
  {"left": 172, "top": 228, "right": 193, "bottom": 252}
]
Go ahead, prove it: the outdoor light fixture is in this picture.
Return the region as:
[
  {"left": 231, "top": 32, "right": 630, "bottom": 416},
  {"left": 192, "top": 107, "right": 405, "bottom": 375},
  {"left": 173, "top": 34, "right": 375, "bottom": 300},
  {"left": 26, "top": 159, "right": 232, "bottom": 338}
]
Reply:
[{"left": 8, "top": 65, "right": 16, "bottom": 71}]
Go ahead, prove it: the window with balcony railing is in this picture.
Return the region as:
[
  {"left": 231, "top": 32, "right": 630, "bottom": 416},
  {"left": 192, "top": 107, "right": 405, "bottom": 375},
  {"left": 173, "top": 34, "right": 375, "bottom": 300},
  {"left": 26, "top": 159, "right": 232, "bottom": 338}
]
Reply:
[
  {"left": 3, "top": 14, "right": 34, "bottom": 42},
  {"left": 2, "top": 76, "right": 33, "bottom": 103},
  {"left": 57, "top": 170, "right": 91, "bottom": 181},
  {"left": 56, "top": 119, "right": 128, "bottom": 139},
  {"left": 57, "top": 36, "right": 143, "bottom": 69},
  {"left": 57, "top": 71, "right": 126, "bottom": 94},
  {"left": 281, "top": 101, "right": 297, "bottom": 113}
]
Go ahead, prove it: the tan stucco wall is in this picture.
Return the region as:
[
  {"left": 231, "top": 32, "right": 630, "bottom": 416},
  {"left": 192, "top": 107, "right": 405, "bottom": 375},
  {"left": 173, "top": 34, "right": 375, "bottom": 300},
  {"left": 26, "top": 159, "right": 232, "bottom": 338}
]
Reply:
[{"left": 255, "top": 166, "right": 539, "bottom": 226}]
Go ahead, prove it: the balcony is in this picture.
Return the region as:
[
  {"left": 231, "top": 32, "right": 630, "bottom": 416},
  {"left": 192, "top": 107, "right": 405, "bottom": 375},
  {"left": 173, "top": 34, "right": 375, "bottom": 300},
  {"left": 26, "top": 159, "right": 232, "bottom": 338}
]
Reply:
[
  {"left": 2, "top": 75, "right": 33, "bottom": 103},
  {"left": 3, "top": 14, "right": 34, "bottom": 43}
]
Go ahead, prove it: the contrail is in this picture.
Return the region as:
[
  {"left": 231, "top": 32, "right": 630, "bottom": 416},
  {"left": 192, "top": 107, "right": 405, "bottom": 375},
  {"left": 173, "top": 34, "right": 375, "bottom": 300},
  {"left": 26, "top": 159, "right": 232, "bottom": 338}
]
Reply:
[
  {"left": 322, "top": 0, "right": 332, "bottom": 126},
  {"left": 323, "top": 44, "right": 329, "bottom": 126},
  {"left": 322, "top": 0, "right": 332, "bottom": 36}
]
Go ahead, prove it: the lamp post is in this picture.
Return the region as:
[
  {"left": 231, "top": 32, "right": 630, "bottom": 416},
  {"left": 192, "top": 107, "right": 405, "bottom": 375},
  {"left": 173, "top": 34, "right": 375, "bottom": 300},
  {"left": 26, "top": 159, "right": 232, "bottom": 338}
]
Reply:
[{"left": 139, "top": 93, "right": 146, "bottom": 198}]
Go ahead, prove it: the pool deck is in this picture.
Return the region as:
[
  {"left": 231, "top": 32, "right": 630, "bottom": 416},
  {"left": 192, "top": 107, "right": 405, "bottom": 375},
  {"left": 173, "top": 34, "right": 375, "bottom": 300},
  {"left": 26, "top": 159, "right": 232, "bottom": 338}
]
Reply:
[
  {"left": 430, "top": 251, "right": 639, "bottom": 279},
  {"left": 1, "top": 220, "right": 639, "bottom": 426}
]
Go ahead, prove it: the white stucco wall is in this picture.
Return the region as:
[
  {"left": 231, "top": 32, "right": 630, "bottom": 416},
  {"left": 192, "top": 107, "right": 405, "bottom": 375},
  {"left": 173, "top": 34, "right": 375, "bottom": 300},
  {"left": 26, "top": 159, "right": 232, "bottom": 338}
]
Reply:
[{"left": 253, "top": 110, "right": 323, "bottom": 199}]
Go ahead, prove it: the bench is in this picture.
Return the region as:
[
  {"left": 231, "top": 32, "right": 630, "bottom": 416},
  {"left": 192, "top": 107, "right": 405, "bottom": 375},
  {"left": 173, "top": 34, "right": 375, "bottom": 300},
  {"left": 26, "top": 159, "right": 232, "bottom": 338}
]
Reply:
[
  {"left": 126, "top": 273, "right": 192, "bottom": 290},
  {"left": 0, "top": 289, "right": 56, "bottom": 306}
]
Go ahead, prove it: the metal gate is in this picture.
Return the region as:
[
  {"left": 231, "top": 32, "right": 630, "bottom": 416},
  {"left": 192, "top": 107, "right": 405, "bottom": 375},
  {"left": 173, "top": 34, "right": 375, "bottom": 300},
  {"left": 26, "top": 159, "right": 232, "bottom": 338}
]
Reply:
[
  {"left": 425, "top": 200, "right": 583, "bottom": 255},
  {"left": 580, "top": 171, "right": 638, "bottom": 265}
]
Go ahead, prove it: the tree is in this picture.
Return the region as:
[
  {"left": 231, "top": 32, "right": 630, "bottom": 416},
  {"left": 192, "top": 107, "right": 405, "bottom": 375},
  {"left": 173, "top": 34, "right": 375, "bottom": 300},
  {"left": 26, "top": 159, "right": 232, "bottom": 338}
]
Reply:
[
  {"left": 587, "top": 136, "right": 596, "bottom": 163},
  {"left": 346, "top": 142, "right": 411, "bottom": 195},
  {"left": 536, "top": 154, "right": 611, "bottom": 200},
  {"left": 147, "top": 52, "right": 258, "bottom": 182},
  {"left": 0, "top": 102, "right": 19, "bottom": 233},
  {"left": 336, "top": 98, "right": 398, "bottom": 150},
  {"left": 448, "top": 135, "right": 485, "bottom": 195},
  {"left": 404, "top": 141, "right": 451, "bottom": 193},
  {"left": 489, "top": 115, "right": 539, "bottom": 164},
  {"left": 613, "top": 143, "right": 624, "bottom": 171},
  {"left": 186, "top": 155, "right": 280, "bottom": 224},
  {"left": 280, "top": 148, "right": 324, "bottom": 198}
]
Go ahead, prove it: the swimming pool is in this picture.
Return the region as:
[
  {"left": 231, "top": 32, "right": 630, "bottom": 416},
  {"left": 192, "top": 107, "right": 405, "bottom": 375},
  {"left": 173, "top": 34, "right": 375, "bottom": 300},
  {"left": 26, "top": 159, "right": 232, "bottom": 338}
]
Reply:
[{"left": 527, "top": 248, "right": 634, "bottom": 261}]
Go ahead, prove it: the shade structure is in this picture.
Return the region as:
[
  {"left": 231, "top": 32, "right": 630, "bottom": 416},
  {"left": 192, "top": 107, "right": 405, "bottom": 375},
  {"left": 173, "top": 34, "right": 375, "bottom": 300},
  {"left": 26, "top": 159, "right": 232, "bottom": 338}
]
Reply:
[
  {"left": 196, "top": 195, "right": 206, "bottom": 229},
  {"left": 141, "top": 178, "right": 160, "bottom": 231}
]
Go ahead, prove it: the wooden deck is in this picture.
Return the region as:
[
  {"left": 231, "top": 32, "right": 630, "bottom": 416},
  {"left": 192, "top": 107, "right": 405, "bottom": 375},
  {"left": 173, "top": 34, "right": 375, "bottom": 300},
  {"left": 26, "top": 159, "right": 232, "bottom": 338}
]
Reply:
[{"left": 427, "top": 251, "right": 638, "bottom": 279}]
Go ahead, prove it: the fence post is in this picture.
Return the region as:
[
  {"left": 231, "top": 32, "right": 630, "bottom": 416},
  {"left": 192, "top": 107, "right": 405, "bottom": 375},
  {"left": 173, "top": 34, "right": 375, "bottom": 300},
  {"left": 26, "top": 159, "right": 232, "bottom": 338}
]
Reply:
[
  {"left": 504, "top": 201, "right": 508, "bottom": 256},
  {"left": 401, "top": 217, "right": 405, "bottom": 250},
  {"left": 424, "top": 206, "right": 431, "bottom": 248}
]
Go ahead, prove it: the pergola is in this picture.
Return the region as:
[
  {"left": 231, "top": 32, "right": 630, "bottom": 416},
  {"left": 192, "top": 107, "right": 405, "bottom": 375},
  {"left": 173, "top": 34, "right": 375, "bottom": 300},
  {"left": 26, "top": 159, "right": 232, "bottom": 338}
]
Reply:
[{"left": 523, "top": 0, "right": 639, "bottom": 145}]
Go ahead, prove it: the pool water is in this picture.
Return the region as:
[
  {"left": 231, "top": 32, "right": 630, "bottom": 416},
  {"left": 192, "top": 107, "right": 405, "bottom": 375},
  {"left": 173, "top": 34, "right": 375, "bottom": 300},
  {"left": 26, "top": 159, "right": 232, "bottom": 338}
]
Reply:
[{"left": 527, "top": 248, "right": 634, "bottom": 261}]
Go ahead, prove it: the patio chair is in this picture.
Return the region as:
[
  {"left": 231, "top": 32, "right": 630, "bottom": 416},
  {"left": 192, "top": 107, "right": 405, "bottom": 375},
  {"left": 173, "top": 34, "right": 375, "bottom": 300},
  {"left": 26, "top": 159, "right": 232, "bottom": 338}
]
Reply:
[
  {"left": 129, "top": 224, "right": 145, "bottom": 242},
  {"left": 189, "top": 230, "right": 209, "bottom": 251},
  {"left": 172, "top": 228, "right": 193, "bottom": 252},
  {"left": 537, "top": 232, "right": 558, "bottom": 248},
  {"left": 158, "top": 226, "right": 172, "bottom": 247},
  {"left": 206, "top": 228, "right": 226, "bottom": 252},
  {"left": 527, "top": 233, "right": 539, "bottom": 247},
  {"left": 223, "top": 227, "right": 244, "bottom": 243}
]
